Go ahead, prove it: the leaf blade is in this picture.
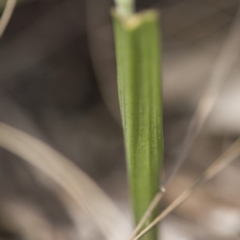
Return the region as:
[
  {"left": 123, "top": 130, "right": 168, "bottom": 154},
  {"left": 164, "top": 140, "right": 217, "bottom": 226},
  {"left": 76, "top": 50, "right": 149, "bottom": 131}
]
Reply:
[{"left": 112, "top": 11, "right": 163, "bottom": 240}]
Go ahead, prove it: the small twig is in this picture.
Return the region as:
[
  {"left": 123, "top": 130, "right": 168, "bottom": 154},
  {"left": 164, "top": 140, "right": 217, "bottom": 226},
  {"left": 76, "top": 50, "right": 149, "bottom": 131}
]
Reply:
[
  {"left": 0, "top": 0, "right": 17, "bottom": 37},
  {"left": 133, "top": 138, "right": 240, "bottom": 240}
]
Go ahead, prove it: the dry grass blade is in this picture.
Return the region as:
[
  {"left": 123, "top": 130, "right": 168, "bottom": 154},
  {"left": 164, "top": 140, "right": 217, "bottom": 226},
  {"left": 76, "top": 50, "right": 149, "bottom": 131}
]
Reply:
[
  {"left": 0, "top": 0, "right": 17, "bottom": 37},
  {"left": 0, "top": 122, "right": 129, "bottom": 240},
  {"left": 130, "top": 5, "right": 240, "bottom": 239},
  {"left": 133, "top": 138, "right": 240, "bottom": 240}
]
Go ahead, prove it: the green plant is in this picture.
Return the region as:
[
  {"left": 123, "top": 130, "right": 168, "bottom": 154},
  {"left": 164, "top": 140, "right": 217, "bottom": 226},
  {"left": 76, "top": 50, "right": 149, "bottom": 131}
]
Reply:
[{"left": 112, "top": 1, "right": 163, "bottom": 240}]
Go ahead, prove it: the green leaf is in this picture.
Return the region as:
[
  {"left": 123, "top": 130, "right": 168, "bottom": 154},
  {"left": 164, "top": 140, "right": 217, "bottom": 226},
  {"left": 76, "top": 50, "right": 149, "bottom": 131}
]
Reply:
[{"left": 112, "top": 10, "right": 163, "bottom": 240}]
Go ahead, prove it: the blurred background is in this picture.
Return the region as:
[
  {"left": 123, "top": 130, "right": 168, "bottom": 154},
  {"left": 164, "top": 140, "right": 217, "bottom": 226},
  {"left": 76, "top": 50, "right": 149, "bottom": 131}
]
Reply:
[{"left": 0, "top": 0, "right": 240, "bottom": 239}]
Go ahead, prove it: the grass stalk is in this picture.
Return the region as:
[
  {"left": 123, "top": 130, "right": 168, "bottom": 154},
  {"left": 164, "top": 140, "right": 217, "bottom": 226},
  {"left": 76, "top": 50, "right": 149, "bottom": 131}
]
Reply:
[{"left": 112, "top": 9, "right": 163, "bottom": 240}]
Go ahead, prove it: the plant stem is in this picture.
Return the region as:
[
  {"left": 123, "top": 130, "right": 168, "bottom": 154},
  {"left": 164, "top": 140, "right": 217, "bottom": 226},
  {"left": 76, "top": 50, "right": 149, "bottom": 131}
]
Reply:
[{"left": 112, "top": 10, "right": 163, "bottom": 240}]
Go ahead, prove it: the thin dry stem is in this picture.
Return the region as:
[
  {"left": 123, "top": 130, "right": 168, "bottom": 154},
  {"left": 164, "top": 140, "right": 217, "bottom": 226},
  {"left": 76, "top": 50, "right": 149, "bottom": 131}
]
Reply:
[
  {"left": 133, "top": 138, "right": 240, "bottom": 240},
  {"left": 129, "top": 190, "right": 164, "bottom": 239},
  {"left": 0, "top": 122, "right": 130, "bottom": 240},
  {"left": 0, "top": 0, "right": 17, "bottom": 37}
]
